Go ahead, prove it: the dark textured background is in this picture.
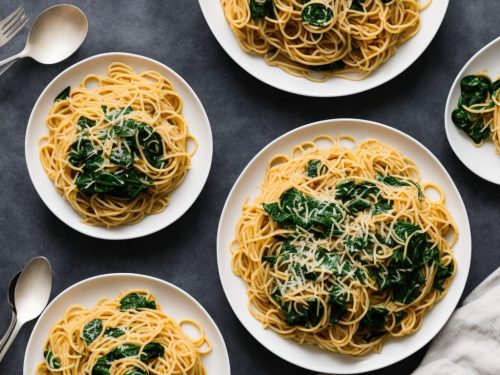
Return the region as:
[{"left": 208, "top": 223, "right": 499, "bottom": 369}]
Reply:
[{"left": 0, "top": 1, "right": 499, "bottom": 374}]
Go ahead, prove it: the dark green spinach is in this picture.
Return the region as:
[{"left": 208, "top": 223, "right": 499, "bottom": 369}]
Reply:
[
  {"left": 54, "top": 86, "right": 70, "bottom": 101},
  {"left": 104, "top": 327, "right": 126, "bottom": 338},
  {"left": 44, "top": 350, "right": 61, "bottom": 369},
  {"left": 249, "top": 0, "right": 273, "bottom": 19},
  {"left": 120, "top": 293, "right": 157, "bottom": 311},
  {"left": 82, "top": 319, "right": 103, "bottom": 345},
  {"left": 302, "top": 3, "right": 333, "bottom": 27},
  {"left": 306, "top": 159, "right": 327, "bottom": 178},
  {"left": 263, "top": 188, "right": 343, "bottom": 233},
  {"left": 78, "top": 116, "right": 96, "bottom": 130}
]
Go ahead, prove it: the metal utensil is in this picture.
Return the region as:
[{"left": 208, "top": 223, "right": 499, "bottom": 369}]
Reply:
[
  {"left": 0, "top": 4, "right": 87, "bottom": 76},
  {"left": 0, "top": 272, "right": 20, "bottom": 350},
  {"left": 0, "top": 257, "right": 52, "bottom": 363},
  {"left": 0, "top": 6, "right": 29, "bottom": 48}
]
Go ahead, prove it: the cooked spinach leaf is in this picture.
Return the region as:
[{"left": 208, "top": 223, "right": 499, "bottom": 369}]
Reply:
[
  {"left": 302, "top": 3, "right": 333, "bottom": 27},
  {"left": 273, "top": 291, "right": 323, "bottom": 327},
  {"left": 361, "top": 307, "right": 388, "bottom": 330},
  {"left": 328, "top": 285, "right": 347, "bottom": 324},
  {"left": 433, "top": 262, "right": 453, "bottom": 292},
  {"left": 120, "top": 293, "right": 157, "bottom": 311},
  {"left": 262, "top": 254, "right": 277, "bottom": 265},
  {"left": 263, "top": 188, "right": 343, "bottom": 233},
  {"left": 335, "top": 180, "right": 379, "bottom": 201},
  {"left": 376, "top": 173, "right": 423, "bottom": 198},
  {"left": 68, "top": 139, "right": 98, "bottom": 167},
  {"left": 372, "top": 198, "right": 393, "bottom": 214},
  {"left": 351, "top": 0, "right": 365, "bottom": 11},
  {"left": 75, "top": 170, "right": 150, "bottom": 199},
  {"left": 44, "top": 350, "right": 61, "bottom": 369},
  {"left": 110, "top": 146, "right": 134, "bottom": 167},
  {"left": 82, "top": 319, "right": 103, "bottom": 345},
  {"left": 306, "top": 159, "right": 327, "bottom": 178},
  {"left": 138, "top": 123, "right": 166, "bottom": 169},
  {"left": 104, "top": 327, "right": 126, "bottom": 338},
  {"left": 92, "top": 344, "right": 140, "bottom": 375},
  {"left": 249, "top": 0, "right": 273, "bottom": 19},
  {"left": 78, "top": 116, "right": 96, "bottom": 130},
  {"left": 54, "top": 86, "right": 70, "bottom": 101},
  {"left": 453, "top": 75, "right": 494, "bottom": 144},
  {"left": 369, "top": 221, "right": 443, "bottom": 303},
  {"left": 140, "top": 342, "right": 165, "bottom": 362}
]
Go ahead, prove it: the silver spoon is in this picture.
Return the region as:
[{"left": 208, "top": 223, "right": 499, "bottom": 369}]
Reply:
[
  {"left": 0, "top": 4, "right": 88, "bottom": 76},
  {"left": 0, "top": 257, "right": 52, "bottom": 362},
  {"left": 0, "top": 272, "right": 20, "bottom": 350}
]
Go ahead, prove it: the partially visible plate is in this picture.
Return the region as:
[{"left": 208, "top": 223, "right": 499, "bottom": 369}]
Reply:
[
  {"left": 445, "top": 36, "right": 500, "bottom": 184},
  {"left": 199, "top": 0, "right": 448, "bottom": 97},
  {"left": 25, "top": 52, "right": 213, "bottom": 240},
  {"left": 217, "top": 118, "right": 471, "bottom": 373},
  {"left": 24, "top": 273, "right": 230, "bottom": 374}
]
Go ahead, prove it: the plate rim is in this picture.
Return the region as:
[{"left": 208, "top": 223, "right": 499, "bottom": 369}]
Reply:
[
  {"left": 444, "top": 35, "right": 500, "bottom": 185},
  {"left": 23, "top": 272, "right": 231, "bottom": 374},
  {"left": 24, "top": 51, "right": 213, "bottom": 240},
  {"left": 198, "top": 0, "right": 449, "bottom": 97},
  {"left": 216, "top": 118, "right": 471, "bottom": 373}
]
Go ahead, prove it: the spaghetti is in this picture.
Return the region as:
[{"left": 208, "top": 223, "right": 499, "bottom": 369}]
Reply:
[
  {"left": 231, "top": 136, "right": 457, "bottom": 355},
  {"left": 452, "top": 73, "right": 500, "bottom": 152},
  {"left": 40, "top": 63, "right": 195, "bottom": 227},
  {"left": 220, "top": 0, "right": 428, "bottom": 82},
  {"left": 37, "top": 289, "right": 210, "bottom": 375}
]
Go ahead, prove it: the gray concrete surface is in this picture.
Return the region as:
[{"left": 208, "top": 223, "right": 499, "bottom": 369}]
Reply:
[{"left": 0, "top": 1, "right": 499, "bottom": 374}]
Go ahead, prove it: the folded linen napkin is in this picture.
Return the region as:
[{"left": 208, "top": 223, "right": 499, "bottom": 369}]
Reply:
[{"left": 412, "top": 267, "right": 500, "bottom": 375}]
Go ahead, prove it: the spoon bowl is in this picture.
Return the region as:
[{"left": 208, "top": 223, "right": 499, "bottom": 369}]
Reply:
[
  {"left": 26, "top": 5, "right": 88, "bottom": 64},
  {"left": 0, "top": 4, "right": 88, "bottom": 76},
  {"left": 14, "top": 257, "right": 52, "bottom": 323},
  {"left": 0, "top": 257, "right": 52, "bottom": 363}
]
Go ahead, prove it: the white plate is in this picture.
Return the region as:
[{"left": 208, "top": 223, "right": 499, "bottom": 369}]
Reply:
[
  {"left": 24, "top": 273, "right": 230, "bottom": 375},
  {"left": 199, "top": 0, "right": 448, "bottom": 97},
  {"left": 25, "top": 52, "right": 213, "bottom": 240},
  {"left": 217, "top": 119, "right": 471, "bottom": 373},
  {"left": 444, "top": 36, "right": 500, "bottom": 185}
]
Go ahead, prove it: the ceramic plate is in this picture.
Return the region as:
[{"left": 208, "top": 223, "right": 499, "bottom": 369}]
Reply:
[
  {"left": 217, "top": 118, "right": 471, "bottom": 373},
  {"left": 445, "top": 36, "right": 500, "bottom": 184},
  {"left": 25, "top": 52, "right": 213, "bottom": 240},
  {"left": 199, "top": 1, "right": 448, "bottom": 97},
  {"left": 24, "top": 273, "right": 230, "bottom": 374}
]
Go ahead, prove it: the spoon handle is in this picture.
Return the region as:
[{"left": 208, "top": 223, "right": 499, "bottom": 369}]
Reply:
[
  {"left": 0, "top": 312, "right": 21, "bottom": 363},
  {"left": 0, "top": 54, "right": 22, "bottom": 77}
]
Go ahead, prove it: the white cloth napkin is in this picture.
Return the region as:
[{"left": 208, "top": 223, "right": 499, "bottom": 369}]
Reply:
[{"left": 412, "top": 267, "right": 500, "bottom": 375}]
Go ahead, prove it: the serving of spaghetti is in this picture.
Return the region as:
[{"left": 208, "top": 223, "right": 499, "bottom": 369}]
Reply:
[
  {"left": 40, "top": 63, "right": 195, "bottom": 227},
  {"left": 37, "top": 290, "right": 210, "bottom": 375},
  {"left": 231, "top": 136, "right": 457, "bottom": 355},
  {"left": 220, "top": 0, "right": 429, "bottom": 82}
]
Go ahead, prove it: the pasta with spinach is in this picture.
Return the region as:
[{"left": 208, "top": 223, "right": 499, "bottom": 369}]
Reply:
[
  {"left": 231, "top": 136, "right": 457, "bottom": 355},
  {"left": 452, "top": 73, "right": 500, "bottom": 152},
  {"left": 40, "top": 63, "right": 196, "bottom": 227},
  {"left": 220, "top": 0, "right": 429, "bottom": 81},
  {"left": 37, "top": 290, "right": 210, "bottom": 374}
]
